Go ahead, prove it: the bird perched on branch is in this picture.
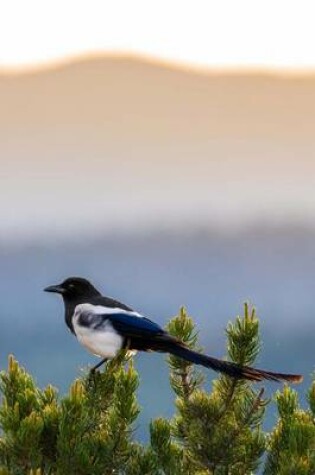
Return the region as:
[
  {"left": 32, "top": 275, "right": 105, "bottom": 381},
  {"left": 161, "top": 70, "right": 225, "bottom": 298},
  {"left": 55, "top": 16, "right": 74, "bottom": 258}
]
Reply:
[{"left": 45, "top": 276, "right": 302, "bottom": 382}]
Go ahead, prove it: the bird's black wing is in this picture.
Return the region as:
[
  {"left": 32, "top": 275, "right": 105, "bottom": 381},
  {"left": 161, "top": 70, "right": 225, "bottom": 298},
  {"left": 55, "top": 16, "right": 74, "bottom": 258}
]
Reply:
[
  {"left": 107, "top": 312, "right": 170, "bottom": 351},
  {"left": 90, "top": 295, "right": 166, "bottom": 334},
  {"left": 107, "top": 312, "right": 164, "bottom": 337},
  {"left": 77, "top": 297, "right": 172, "bottom": 351},
  {"left": 77, "top": 307, "right": 163, "bottom": 335}
]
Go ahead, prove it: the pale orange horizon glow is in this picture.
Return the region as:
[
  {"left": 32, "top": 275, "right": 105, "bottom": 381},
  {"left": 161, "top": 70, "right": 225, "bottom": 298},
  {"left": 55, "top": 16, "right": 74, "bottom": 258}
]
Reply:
[
  {"left": 1, "top": 0, "right": 315, "bottom": 72},
  {"left": 1, "top": 51, "right": 315, "bottom": 78}
]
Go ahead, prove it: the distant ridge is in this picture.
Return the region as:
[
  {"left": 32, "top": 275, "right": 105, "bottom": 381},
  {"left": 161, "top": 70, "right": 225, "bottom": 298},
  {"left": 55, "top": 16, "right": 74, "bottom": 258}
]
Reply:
[
  {"left": 2, "top": 52, "right": 315, "bottom": 77},
  {"left": 1, "top": 54, "right": 315, "bottom": 138}
]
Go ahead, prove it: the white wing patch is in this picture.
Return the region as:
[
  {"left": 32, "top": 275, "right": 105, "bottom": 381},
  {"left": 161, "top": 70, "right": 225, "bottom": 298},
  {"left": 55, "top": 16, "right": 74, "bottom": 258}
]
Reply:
[
  {"left": 72, "top": 303, "right": 141, "bottom": 359},
  {"left": 74, "top": 303, "right": 143, "bottom": 318}
]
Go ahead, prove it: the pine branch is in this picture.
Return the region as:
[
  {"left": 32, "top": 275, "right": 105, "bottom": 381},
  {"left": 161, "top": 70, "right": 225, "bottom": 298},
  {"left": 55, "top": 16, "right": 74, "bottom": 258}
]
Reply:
[
  {"left": 264, "top": 386, "right": 315, "bottom": 475},
  {"left": 166, "top": 306, "right": 204, "bottom": 400},
  {"left": 169, "top": 304, "right": 266, "bottom": 473}
]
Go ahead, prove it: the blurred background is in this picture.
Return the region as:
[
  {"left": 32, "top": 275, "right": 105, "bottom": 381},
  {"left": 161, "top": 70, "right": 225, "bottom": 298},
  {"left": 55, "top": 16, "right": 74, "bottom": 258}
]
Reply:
[{"left": 1, "top": 0, "right": 315, "bottom": 439}]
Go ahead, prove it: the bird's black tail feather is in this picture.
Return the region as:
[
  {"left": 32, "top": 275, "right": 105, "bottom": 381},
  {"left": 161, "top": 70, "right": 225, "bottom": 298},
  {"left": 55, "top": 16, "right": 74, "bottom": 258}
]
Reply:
[{"left": 162, "top": 339, "right": 302, "bottom": 383}]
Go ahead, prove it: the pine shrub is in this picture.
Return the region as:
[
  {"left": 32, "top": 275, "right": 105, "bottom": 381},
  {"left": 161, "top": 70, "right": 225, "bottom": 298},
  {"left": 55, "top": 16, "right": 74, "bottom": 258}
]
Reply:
[{"left": 0, "top": 305, "right": 311, "bottom": 474}]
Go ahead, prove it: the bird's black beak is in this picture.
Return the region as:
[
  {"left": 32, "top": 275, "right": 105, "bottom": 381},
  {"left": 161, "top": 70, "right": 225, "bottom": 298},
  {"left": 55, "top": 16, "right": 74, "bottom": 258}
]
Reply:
[{"left": 44, "top": 284, "right": 65, "bottom": 294}]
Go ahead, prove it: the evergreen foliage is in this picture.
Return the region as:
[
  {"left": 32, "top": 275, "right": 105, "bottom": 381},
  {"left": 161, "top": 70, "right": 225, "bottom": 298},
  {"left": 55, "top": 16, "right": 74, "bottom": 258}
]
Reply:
[
  {"left": 264, "top": 384, "right": 315, "bottom": 474},
  {"left": 0, "top": 304, "right": 311, "bottom": 474}
]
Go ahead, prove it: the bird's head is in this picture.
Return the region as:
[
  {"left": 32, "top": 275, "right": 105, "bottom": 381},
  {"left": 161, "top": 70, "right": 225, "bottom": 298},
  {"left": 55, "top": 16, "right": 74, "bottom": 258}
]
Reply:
[{"left": 44, "top": 277, "right": 101, "bottom": 302}]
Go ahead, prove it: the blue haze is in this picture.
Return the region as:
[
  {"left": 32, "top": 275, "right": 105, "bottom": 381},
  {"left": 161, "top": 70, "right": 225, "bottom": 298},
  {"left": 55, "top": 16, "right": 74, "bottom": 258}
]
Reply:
[{"left": 0, "top": 226, "right": 314, "bottom": 439}]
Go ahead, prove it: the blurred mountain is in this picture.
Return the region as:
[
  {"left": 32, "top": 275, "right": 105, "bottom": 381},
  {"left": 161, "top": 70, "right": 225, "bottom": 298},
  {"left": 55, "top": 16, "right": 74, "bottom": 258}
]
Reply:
[{"left": 0, "top": 56, "right": 315, "bottom": 240}]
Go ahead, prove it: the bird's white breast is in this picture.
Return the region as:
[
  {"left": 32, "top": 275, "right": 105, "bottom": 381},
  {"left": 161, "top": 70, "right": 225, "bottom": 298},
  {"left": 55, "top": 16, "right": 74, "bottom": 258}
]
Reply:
[{"left": 72, "top": 304, "right": 124, "bottom": 358}]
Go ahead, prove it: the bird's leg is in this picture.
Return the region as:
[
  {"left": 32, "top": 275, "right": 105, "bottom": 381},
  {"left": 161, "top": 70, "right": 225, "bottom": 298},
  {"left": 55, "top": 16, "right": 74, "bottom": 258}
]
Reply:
[{"left": 90, "top": 357, "right": 108, "bottom": 373}]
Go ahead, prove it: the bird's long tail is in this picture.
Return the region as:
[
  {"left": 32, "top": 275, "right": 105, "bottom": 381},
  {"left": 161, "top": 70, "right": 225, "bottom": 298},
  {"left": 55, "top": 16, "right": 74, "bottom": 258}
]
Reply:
[{"left": 162, "top": 339, "right": 302, "bottom": 383}]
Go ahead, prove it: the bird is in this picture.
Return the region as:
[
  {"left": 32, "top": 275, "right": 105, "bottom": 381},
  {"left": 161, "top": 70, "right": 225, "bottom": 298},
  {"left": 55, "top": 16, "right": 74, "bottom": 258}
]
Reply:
[{"left": 44, "top": 276, "right": 302, "bottom": 382}]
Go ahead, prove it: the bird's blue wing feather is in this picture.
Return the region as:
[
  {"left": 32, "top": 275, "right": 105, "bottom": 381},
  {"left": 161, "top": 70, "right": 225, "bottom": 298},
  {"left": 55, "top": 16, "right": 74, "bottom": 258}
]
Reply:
[
  {"left": 107, "top": 312, "right": 164, "bottom": 337},
  {"left": 77, "top": 306, "right": 163, "bottom": 337}
]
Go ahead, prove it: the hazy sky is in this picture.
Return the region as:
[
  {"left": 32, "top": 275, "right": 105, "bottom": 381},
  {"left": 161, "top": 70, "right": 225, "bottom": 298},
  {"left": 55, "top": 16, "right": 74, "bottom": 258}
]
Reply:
[
  {"left": 1, "top": 0, "right": 315, "bottom": 70},
  {"left": 1, "top": 2, "right": 315, "bottom": 241}
]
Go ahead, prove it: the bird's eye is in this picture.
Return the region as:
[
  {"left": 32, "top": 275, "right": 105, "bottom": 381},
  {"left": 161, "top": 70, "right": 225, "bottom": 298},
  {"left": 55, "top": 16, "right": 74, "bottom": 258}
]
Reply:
[{"left": 68, "top": 283, "right": 75, "bottom": 290}]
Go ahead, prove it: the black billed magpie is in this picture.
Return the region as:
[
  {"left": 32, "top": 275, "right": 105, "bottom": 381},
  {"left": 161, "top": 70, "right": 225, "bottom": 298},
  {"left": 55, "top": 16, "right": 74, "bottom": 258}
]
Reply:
[{"left": 44, "top": 277, "right": 302, "bottom": 382}]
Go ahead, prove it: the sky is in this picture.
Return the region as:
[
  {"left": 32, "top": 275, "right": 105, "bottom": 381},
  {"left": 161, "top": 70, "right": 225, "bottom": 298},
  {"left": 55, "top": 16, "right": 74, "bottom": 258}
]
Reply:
[{"left": 1, "top": 0, "right": 315, "bottom": 70}]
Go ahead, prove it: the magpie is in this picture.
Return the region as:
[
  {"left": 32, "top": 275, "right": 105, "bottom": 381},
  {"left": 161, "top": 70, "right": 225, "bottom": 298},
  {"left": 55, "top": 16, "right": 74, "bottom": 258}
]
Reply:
[{"left": 44, "top": 277, "right": 302, "bottom": 382}]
